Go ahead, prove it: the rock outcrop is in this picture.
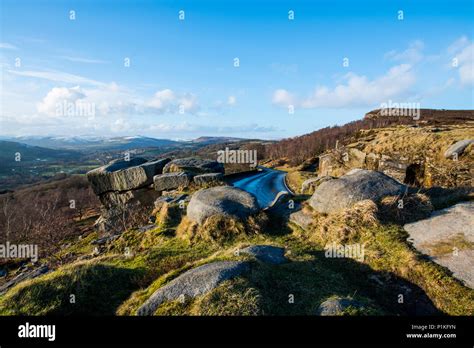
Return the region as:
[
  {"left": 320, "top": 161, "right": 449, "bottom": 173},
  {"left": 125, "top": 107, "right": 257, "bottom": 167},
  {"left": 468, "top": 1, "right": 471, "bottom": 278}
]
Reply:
[
  {"left": 193, "top": 173, "right": 224, "bottom": 186},
  {"left": 316, "top": 297, "right": 363, "bottom": 315},
  {"left": 87, "top": 158, "right": 170, "bottom": 195},
  {"left": 187, "top": 186, "right": 260, "bottom": 224},
  {"left": 163, "top": 157, "right": 224, "bottom": 175},
  {"left": 153, "top": 172, "right": 192, "bottom": 192},
  {"left": 0, "top": 265, "right": 49, "bottom": 296},
  {"left": 137, "top": 261, "right": 250, "bottom": 315},
  {"left": 404, "top": 201, "right": 474, "bottom": 288},
  {"left": 99, "top": 187, "right": 160, "bottom": 209},
  {"left": 289, "top": 209, "right": 313, "bottom": 230},
  {"left": 238, "top": 245, "right": 287, "bottom": 264},
  {"left": 301, "top": 176, "right": 334, "bottom": 194},
  {"left": 86, "top": 157, "right": 170, "bottom": 234},
  {"left": 444, "top": 139, "right": 473, "bottom": 159},
  {"left": 317, "top": 124, "right": 474, "bottom": 188},
  {"left": 309, "top": 169, "right": 406, "bottom": 213}
]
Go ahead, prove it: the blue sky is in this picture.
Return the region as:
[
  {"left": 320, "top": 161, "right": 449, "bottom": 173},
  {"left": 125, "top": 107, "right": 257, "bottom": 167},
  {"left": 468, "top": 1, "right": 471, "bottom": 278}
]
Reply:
[{"left": 0, "top": 0, "right": 473, "bottom": 139}]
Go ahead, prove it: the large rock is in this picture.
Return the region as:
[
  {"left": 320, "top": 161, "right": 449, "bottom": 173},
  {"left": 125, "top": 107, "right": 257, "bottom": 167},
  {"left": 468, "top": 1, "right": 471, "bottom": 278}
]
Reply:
[
  {"left": 163, "top": 157, "right": 224, "bottom": 175},
  {"left": 317, "top": 297, "right": 363, "bottom": 315},
  {"left": 99, "top": 187, "right": 161, "bottom": 208},
  {"left": 377, "top": 155, "right": 410, "bottom": 183},
  {"left": 0, "top": 265, "right": 49, "bottom": 295},
  {"left": 289, "top": 209, "right": 313, "bottom": 230},
  {"left": 238, "top": 245, "right": 287, "bottom": 264},
  {"left": 404, "top": 201, "right": 474, "bottom": 288},
  {"left": 444, "top": 139, "right": 473, "bottom": 158},
  {"left": 87, "top": 157, "right": 170, "bottom": 195},
  {"left": 187, "top": 186, "right": 259, "bottom": 224},
  {"left": 153, "top": 172, "right": 192, "bottom": 191},
  {"left": 137, "top": 261, "right": 250, "bottom": 315},
  {"left": 309, "top": 169, "right": 406, "bottom": 213},
  {"left": 301, "top": 176, "right": 334, "bottom": 194},
  {"left": 193, "top": 173, "right": 224, "bottom": 186}
]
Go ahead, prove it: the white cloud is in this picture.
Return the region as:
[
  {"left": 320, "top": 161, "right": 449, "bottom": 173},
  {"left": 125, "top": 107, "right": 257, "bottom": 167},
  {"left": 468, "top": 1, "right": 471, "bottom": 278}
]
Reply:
[
  {"left": 36, "top": 83, "right": 144, "bottom": 118},
  {"left": 448, "top": 36, "right": 470, "bottom": 55},
  {"left": 273, "top": 64, "right": 415, "bottom": 109},
  {"left": 58, "top": 56, "right": 108, "bottom": 64},
  {"left": 149, "top": 122, "right": 276, "bottom": 134},
  {"left": 37, "top": 86, "right": 86, "bottom": 116},
  {"left": 272, "top": 89, "right": 295, "bottom": 107},
  {"left": 385, "top": 40, "right": 424, "bottom": 64},
  {"left": 227, "top": 95, "right": 237, "bottom": 106},
  {"left": 0, "top": 42, "right": 18, "bottom": 49},
  {"left": 148, "top": 89, "right": 175, "bottom": 109},
  {"left": 449, "top": 37, "right": 474, "bottom": 85},
  {"left": 147, "top": 89, "right": 199, "bottom": 114},
  {"left": 111, "top": 118, "right": 130, "bottom": 132},
  {"left": 179, "top": 94, "right": 199, "bottom": 113},
  {"left": 8, "top": 69, "right": 104, "bottom": 86}
]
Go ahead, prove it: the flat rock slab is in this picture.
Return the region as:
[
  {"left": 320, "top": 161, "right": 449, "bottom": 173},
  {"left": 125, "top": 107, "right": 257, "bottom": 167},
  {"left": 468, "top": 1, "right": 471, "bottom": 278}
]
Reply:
[
  {"left": 99, "top": 187, "right": 160, "bottom": 208},
  {"left": 87, "top": 158, "right": 170, "bottom": 195},
  {"left": 301, "top": 176, "right": 334, "bottom": 194},
  {"left": 137, "top": 261, "right": 250, "bottom": 316},
  {"left": 309, "top": 169, "right": 406, "bottom": 214},
  {"left": 187, "top": 186, "right": 259, "bottom": 224},
  {"left": 193, "top": 173, "right": 224, "bottom": 186},
  {"left": 0, "top": 265, "right": 49, "bottom": 295},
  {"left": 289, "top": 209, "right": 313, "bottom": 230},
  {"left": 163, "top": 157, "right": 224, "bottom": 175},
  {"left": 153, "top": 172, "right": 192, "bottom": 191},
  {"left": 239, "top": 245, "right": 287, "bottom": 264},
  {"left": 317, "top": 297, "right": 362, "bottom": 315},
  {"left": 444, "top": 139, "right": 473, "bottom": 158},
  {"left": 154, "top": 194, "right": 189, "bottom": 207},
  {"left": 404, "top": 201, "right": 474, "bottom": 288}
]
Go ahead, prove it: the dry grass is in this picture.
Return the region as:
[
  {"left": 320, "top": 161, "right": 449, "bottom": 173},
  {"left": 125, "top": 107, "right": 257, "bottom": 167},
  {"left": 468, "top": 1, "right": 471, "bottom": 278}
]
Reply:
[
  {"left": 363, "top": 125, "right": 474, "bottom": 161},
  {"left": 176, "top": 212, "right": 268, "bottom": 246},
  {"left": 378, "top": 193, "right": 433, "bottom": 224},
  {"left": 304, "top": 200, "right": 474, "bottom": 315},
  {"left": 189, "top": 279, "right": 263, "bottom": 315},
  {"left": 319, "top": 124, "right": 474, "bottom": 187}
]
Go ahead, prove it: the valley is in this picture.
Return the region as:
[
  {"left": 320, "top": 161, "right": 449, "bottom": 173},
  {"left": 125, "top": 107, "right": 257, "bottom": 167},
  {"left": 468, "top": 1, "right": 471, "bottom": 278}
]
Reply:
[{"left": 0, "top": 108, "right": 473, "bottom": 317}]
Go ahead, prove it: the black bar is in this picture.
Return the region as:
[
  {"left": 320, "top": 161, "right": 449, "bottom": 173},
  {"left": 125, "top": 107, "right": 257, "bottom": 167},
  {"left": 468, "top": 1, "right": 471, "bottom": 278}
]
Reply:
[{"left": 0, "top": 316, "right": 472, "bottom": 346}]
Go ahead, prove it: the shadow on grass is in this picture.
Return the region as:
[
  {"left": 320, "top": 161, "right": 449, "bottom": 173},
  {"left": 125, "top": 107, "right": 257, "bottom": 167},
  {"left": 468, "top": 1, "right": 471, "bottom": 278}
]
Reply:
[
  {"left": 243, "top": 251, "right": 443, "bottom": 316},
  {"left": 0, "top": 263, "right": 147, "bottom": 316}
]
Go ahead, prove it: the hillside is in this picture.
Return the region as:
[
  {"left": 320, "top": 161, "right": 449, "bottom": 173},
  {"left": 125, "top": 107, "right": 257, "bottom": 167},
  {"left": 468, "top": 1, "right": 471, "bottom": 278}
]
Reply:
[
  {"left": 6, "top": 136, "right": 180, "bottom": 151},
  {"left": 0, "top": 140, "right": 81, "bottom": 162},
  {"left": 0, "top": 109, "right": 473, "bottom": 318},
  {"left": 264, "top": 109, "right": 474, "bottom": 166}
]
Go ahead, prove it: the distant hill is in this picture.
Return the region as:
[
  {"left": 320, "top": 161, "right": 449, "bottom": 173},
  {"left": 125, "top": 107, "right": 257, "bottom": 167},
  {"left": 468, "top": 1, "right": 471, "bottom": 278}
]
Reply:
[
  {"left": 364, "top": 109, "right": 474, "bottom": 124},
  {"left": 191, "top": 136, "right": 245, "bottom": 144},
  {"left": 264, "top": 109, "right": 474, "bottom": 166},
  {"left": 4, "top": 135, "right": 251, "bottom": 152},
  {"left": 6, "top": 136, "right": 180, "bottom": 152},
  {"left": 0, "top": 140, "right": 81, "bottom": 162}
]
